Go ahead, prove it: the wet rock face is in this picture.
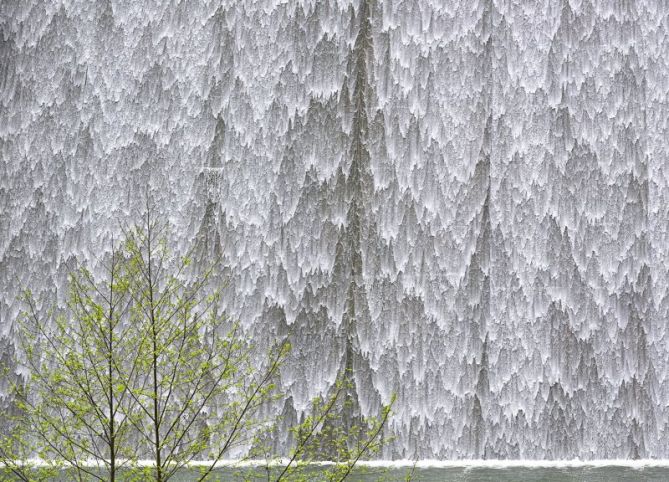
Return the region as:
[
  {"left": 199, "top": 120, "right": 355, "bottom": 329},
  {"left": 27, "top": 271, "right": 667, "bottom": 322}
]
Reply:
[{"left": 1, "top": 0, "right": 668, "bottom": 459}]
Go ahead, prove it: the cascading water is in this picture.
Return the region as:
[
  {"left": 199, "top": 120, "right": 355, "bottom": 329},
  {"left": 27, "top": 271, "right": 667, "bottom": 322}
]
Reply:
[{"left": 1, "top": 0, "right": 669, "bottom": 460}]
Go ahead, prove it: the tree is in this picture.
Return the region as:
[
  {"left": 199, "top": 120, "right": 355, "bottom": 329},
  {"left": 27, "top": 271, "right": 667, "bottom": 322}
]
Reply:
[
  {"left": 3, "top": 239, "right": 137, "bottom": 482},
  {"left": 118, "top": 208, "right": 289, "bottom": 482},
  {"left": 120, "top": 209, "right": 394, "bottom": 482},
  {"left": 272, "top": 373, "right": 394, "bottom": 482},
  {"left": 1, "top": 204, "right": 394, "bottom": 481},
  {"left": 0, "top": 343, "right": 56, "bottom": 482}
]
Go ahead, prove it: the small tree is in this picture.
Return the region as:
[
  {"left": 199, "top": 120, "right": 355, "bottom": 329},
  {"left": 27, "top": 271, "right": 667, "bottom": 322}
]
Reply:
[
  {"left": 117, "top": 208, "right": 289, "bottom": 482},
  {"left": 0, "top": 342, "right": 56, "bottom": 482},
  {"left": 4, "top": 241, "right": 138, "bottom": 482},
  {"left": 272, "top": 374, "right": 393, "bottom": 482},
  {"left": 1, "top": 203, "right": 395, "bottom": 481}
]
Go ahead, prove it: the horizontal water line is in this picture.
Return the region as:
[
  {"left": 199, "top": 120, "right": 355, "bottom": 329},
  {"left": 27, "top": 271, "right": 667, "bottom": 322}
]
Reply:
[{"left": 5, "top": 459, "right": 669, "bottom": 469}]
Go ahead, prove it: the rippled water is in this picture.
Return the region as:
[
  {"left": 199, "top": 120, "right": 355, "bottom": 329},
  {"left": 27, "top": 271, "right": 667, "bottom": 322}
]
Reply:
[
  {"left": 165, "top": 465, "right": 669, "bottom": 481},
  {"left": 6, "top": 463, "right": 668, "bottom": 481}
]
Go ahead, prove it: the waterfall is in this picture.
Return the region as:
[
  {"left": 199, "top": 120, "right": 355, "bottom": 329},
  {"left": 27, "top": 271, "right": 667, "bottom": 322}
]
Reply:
[{"left": 2, "top": 0, "right": 669, "bottom": 459}]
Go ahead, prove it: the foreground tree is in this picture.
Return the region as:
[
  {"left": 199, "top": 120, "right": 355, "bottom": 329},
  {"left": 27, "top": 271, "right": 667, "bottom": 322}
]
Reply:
[
  {"left": 272, "top": 374, "right": 394, "bottom": 482},
  {"left": 1, "top": 204, "right": 394, "bottom": 481},
  {"left": 2, "top": 240, "right": 137, "bottom": 482},
  {"left": 0, "top": 348, "right": 56, "bottom": 482},
  {"left": 118, "top": 209, "right": 289, "bottom": 482}
]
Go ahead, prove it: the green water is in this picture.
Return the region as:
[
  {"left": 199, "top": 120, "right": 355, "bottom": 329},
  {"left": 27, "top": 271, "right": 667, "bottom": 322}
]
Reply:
[
  {"left": 371, "top": 466, "right": 669, "bottom": 481},
  {"left": 187, "top": 466, "right": 669, "bottom": 481},
  {"left": 4, "top": 465, "right": 668, "bottom": 481}
]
